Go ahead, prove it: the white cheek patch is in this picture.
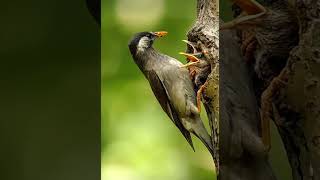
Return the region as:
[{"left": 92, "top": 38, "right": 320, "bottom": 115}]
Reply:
[{"left": 137, "top": 37, "right": 150, "bottom": 52}]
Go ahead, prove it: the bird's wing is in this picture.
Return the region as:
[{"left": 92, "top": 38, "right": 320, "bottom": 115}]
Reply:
[{"left": 147, "top": 70, "right": 194, "bottom": 150}]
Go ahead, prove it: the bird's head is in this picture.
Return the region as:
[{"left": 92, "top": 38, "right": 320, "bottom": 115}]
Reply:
[{"left": 128, "top": 31, "right": 168, "bottom": 56}]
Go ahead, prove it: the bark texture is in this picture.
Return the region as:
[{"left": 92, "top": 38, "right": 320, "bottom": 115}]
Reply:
[
  {"left": 235, "top": 0, "right": 320, "bottom": 179},
  {"left": 268, "top": 1, "right": 320, "bottom": 179},
  {"left": 219, "top": 28, "right": 276, "bottom": 180},
  {"left": 222, "top": 0, "right": 320, "bottom": 180},
  {"left": 186, "top": 0, "right": 319, "bottom": 179},
  {"left": 186, "top": 0, "right": 276, "bottom": 179},
  {"left": 185, "top": 0, "right": 219, "bottom": 171}
]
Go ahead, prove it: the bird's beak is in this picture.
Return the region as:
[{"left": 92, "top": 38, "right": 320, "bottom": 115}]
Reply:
[{"left": 154, "top": 31, "right": 168, "bottom": 37}]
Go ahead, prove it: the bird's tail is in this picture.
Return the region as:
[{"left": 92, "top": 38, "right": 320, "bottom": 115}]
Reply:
[
  {"left": 181, "top": 131, "right": 195, "bottom": 152},
  {"left": 192, "top": 117, "right": 215, "bottom": 157}
]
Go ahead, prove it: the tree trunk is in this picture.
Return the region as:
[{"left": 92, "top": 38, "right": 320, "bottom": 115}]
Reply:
[
  {"left": 185, "top": 0, "right": 320, "bottom": 180},
  {"left": 185, "top": 0, "right": 276, "bottom": 179},
  {"left": 185, "top": 0, "right": 219, "bottom": 172},
  {"left": 219, "top": 27, "right": 277, "bottom": 180},
  {"left": 269, "top": 1, "right": 320, "bottom": 180}
]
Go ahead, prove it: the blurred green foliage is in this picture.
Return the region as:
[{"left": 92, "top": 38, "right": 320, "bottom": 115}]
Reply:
[{"left": 102, "top": 0, "right": 215, "bottom": 179}]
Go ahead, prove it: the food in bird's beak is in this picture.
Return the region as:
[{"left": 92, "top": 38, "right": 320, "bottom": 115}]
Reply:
[{"left": 154, "top": 31, "right": 168, "bottom": 37}]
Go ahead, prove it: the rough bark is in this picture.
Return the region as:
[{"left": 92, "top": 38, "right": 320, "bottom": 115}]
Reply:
[
  {"left": 232, "top": 0, "right": 320, "bottom": 179},
  {"left": 268, "top": 1, "right": 320, "bottom": 180},
  {"left": 185, "top": 0, "right": 276, "bottom": 179},
  {"left": 186, "top": 0, "right": 319, "bottom": 179},
  {"left": 221, "top": 0, "right": 320, "bottom": 180},
  {"left": 185, "top": 0, "right": 219, "bottom": 171},
  {"left": 219, "top": 27, "right": 277, "bottom": 180}
]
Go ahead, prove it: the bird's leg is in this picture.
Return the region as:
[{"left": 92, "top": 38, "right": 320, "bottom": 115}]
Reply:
[
  {"left": 260, "top": 69, "right": 288, "bottom": 150},
  {"left": 220, "top": 0, "right": 267, "bottom": 30},
  {"left": 196, "top": 81, "right": 208, "bottom": 112}
]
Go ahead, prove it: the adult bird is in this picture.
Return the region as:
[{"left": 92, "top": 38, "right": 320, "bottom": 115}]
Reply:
[{"left": 128, "top": 31, "right": 213, "bottom": 155}]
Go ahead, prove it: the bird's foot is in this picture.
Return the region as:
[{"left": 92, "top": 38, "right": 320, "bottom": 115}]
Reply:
[
  {"left": 196, "top": 82, "right": 208, "bottom": 113},
  {"left": 220, "top": 0, "right": 267, "bottom": 30}
]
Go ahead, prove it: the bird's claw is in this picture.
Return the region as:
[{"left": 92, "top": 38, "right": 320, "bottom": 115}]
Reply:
[
  {"left": 196, "top": 88, "right": 203, "bottom": 113},
  {"left": 196, "top": 82, "right": 208, "bottom": 113}
]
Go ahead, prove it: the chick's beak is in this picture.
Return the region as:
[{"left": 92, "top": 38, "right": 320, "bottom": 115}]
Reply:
[{"left": 154, "top": 31, "right": 168, "bottom": 37}]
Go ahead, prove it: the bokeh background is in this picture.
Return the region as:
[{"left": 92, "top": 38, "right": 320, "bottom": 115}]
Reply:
[{"left": 102, "top": 0, "right": 216, "bottom": 179}]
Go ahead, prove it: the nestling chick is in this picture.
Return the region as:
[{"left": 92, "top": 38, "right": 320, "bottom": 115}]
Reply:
[{"left": 128, "top": 31, "right": 213, "bottom": 155}]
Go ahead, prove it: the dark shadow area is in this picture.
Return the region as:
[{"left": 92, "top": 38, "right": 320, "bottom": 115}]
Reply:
[{"left": 0, "top": 1, "right": 100, "bottom": 179}]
